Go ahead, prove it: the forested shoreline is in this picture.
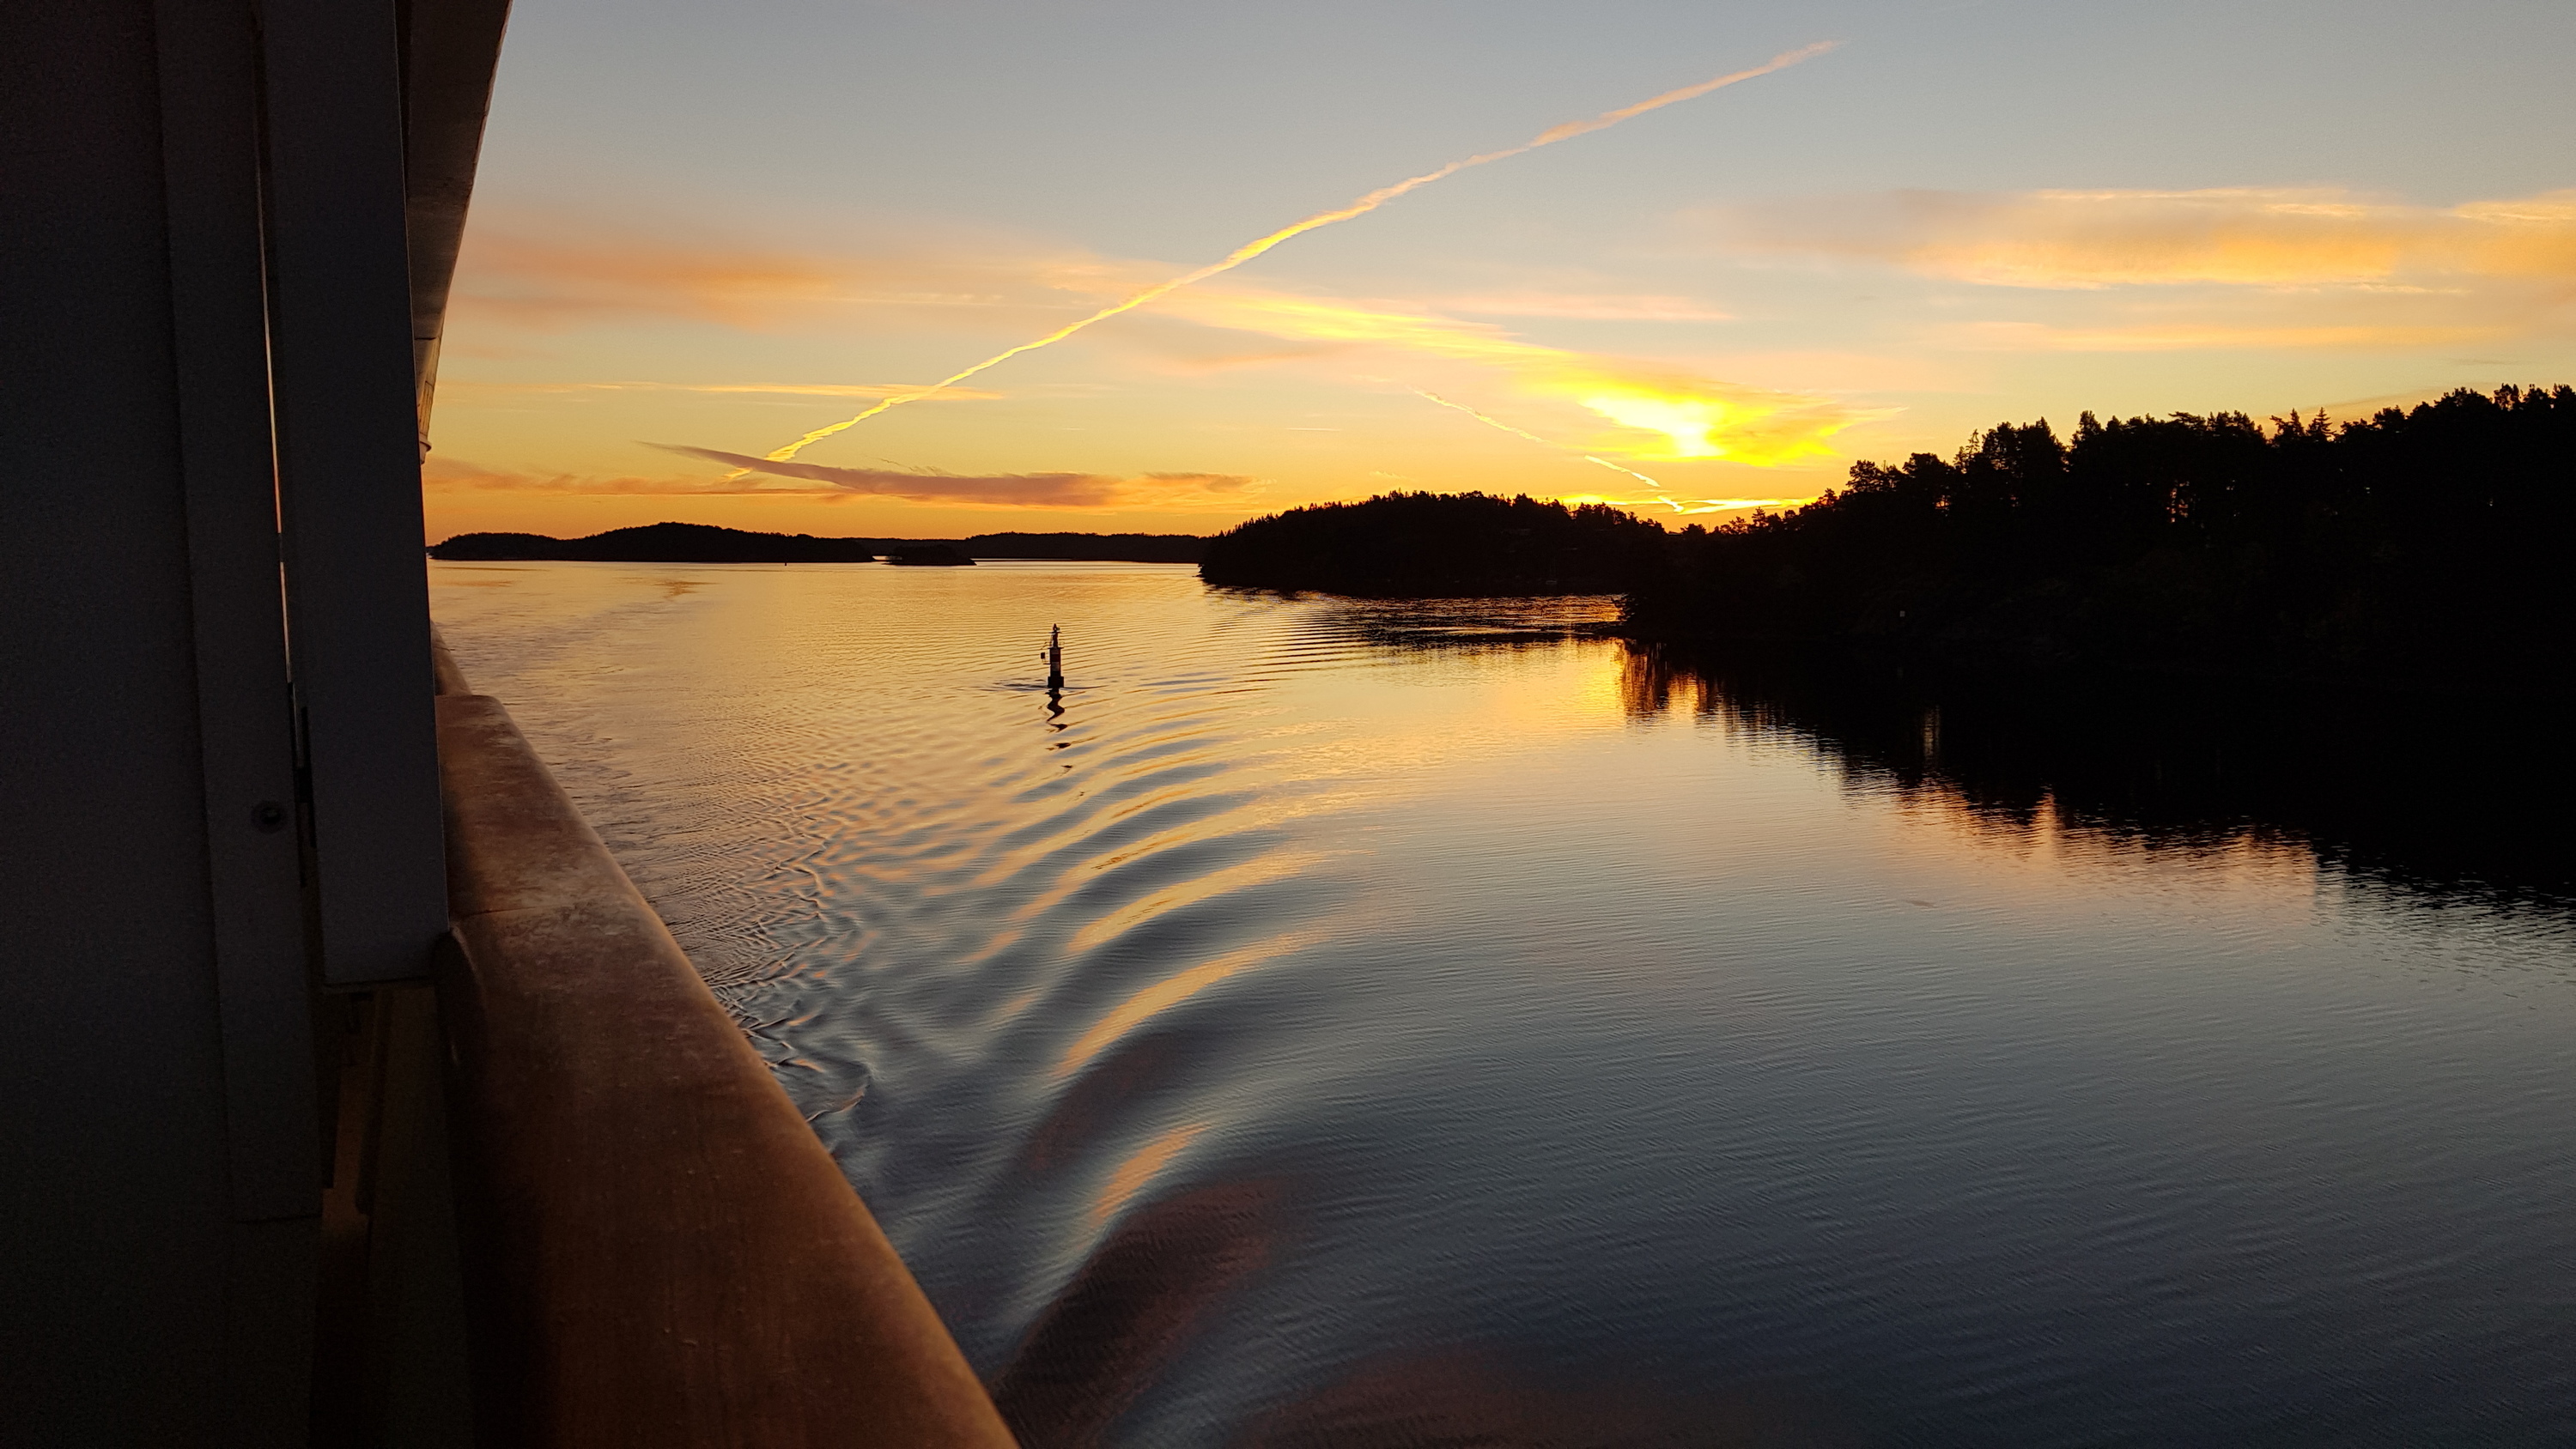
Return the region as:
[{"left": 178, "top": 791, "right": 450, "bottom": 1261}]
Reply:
[
  {"left": 1205, "top": 385, "right": 2576, "bottom": 689},
  {"left": 1630, "top": 385, "right": 2575, "bottom": 686}
]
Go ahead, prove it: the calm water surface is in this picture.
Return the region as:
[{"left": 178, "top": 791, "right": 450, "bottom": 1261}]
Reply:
[{"left": 431, "top": 560, "right": 2576, "bottom": 1447}]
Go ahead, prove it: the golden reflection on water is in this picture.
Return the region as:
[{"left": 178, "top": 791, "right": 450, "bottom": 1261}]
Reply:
[
  {"left": 427, "top": 560, "right": 2405, "bottom": 967},
  {"left": 1065, "top": 848, "right": 1340, "bottom": 955},
  {"left": 430, "top": 561, "right": 2576, "bottom": 1448},
  {"left": 1089, "top": 1121, "right": 1210, "bottom": 1228},
  {"left": 1052, "top": 929, "right": 1329, "bottom": 1081}
]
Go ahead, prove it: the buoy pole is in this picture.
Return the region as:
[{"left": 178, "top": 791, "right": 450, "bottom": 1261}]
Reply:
[{"left": 1046, "top": 625, "right": 1063, "bottom": 692}]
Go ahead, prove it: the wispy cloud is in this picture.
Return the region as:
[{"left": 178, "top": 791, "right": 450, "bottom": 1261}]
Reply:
[
  {"left": 452, "top": 233, "right": 860, "bottom": 329},
  {"left": 1146, "top": 284, "right": 1864, "bottom": 464},
  {"left": 1720, "top": 187, "right": 2576, "bottom": 290},
  {"left": 423, "top": 455, "right": 841, "bottom": 495},
  {"left": 447, "top": 222, "right": 1117, "bottom": 331},
  {"left": 741, "top": 43, "right": 1841, "bottom": 466},
  {"left": 1946, "top": 320, "right": 2504, "bottom": 352},
  {"left": 1437, "top": 291, "right": 1735, "bottom": 321},
  {"left": 453, "top": 217, "right": 1862, "bottom": 474},
  {"left": 650, "top": 445, "right": 1255, "bottom": 508}
]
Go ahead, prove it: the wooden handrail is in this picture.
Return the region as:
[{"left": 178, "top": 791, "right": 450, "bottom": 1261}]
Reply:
[{"left": 433, "top": 670, "right": 1016, "bottom": 1446}]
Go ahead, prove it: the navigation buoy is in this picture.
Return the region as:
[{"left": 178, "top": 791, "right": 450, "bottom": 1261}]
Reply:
[{"left": 1046, "top": 624, "right": 1064, "bottom": 692}]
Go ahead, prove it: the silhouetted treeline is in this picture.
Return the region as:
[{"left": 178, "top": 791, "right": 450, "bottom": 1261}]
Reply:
[
  {"left": 969, "top": 532, "right": 1206, "bottom": 563},
  {"left": 1627, "top": 385, "right": 2576, "bottom": 687},
  {"left": 1200, "top": 492, "right": 1667, "bottom": 596},
  {"left": 427, "top": 523, "right": 1207, "bottom": 564},
  {"left": 428, "top": 522, "right": 877, "bottom": 562}
]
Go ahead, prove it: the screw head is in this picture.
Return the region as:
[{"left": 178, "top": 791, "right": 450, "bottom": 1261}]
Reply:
[{"left": 252, "top": 800, "right": 289, "bottom": 834}]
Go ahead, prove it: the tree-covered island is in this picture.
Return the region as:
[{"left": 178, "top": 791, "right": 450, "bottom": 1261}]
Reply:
[
  {"left": 1198, "top": 491, "right": 1667, "bottom": 596},
  {"left": 1202, "top": 385, "right": 2576, "bottom": 688}
]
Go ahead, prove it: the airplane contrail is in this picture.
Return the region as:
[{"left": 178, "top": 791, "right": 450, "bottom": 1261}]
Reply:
[
  {"left": 1406, "top": 387, "right": 1672, "bottom": 497},
  {"left": 740, "top": 41, "right": 1840, "bottom": 471}
]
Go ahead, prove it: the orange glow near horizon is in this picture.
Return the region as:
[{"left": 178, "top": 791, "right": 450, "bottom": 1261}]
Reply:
[
  {"left": 673, "top": 273, "right": 1868, "bottom": 518},
  {"left": 1404, "top": 388, "right": 1669, "bottom": 494},
  {"left": 424, "top": 59, "right": 2576, "bottom": 549},
  {"left": 1149, "top": 288, "right": 1869, "bottom": 466},
  {"left": 738, "top": 42, "right": 1838, "bottom": 470}
]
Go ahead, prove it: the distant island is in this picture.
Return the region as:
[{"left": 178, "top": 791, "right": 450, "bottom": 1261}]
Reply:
[
  {"left": 963, "top": 532, "right": 1206, "bottom": 564},
  {"left": 426, "top": 522, "right": 1208, "bottom": 564},
  {"left": 1199, "top": 492, "right": 1666, "bottom": 596},
  {"left": 428, "top": 521, "right": 878, "bottom": 562},
  {"left": 1195, "top": 385, "right": 2574, "bottom": 689}
]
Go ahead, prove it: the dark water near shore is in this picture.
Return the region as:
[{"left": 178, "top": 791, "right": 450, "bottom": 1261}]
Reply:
[{"left": 432, "top": 560, "right": 2576, "bottom": 1447}]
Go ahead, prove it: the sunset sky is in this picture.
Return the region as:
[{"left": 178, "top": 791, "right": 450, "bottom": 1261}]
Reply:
[{"left": 427, "top": 0, "right": 2576, "bottom": 541}]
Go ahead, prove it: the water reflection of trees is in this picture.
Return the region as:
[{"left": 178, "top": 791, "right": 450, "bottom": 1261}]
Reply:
[
  {"left": 1283, "top": 595, "right": 1624, "bottom": 658},
  {"left": 1264, "top": 597, "right": 2569, "bottom": 906},
  {"left": 1619, "top": 642, "right": 2576, "bottom": 910}
]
